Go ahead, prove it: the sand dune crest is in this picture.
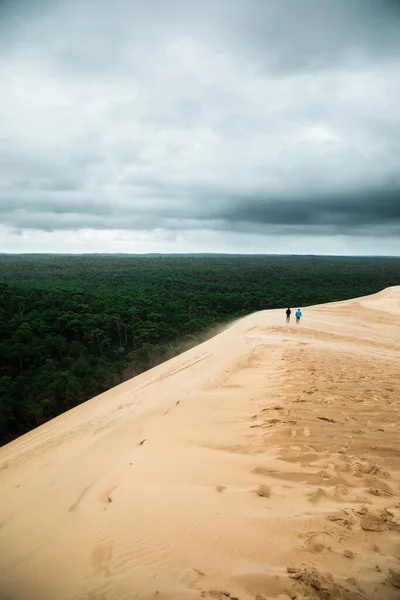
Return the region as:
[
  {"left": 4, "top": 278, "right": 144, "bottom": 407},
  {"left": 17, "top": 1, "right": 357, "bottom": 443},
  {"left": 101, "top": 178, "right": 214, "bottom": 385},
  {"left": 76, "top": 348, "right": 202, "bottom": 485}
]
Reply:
[{"left": 0, "top": 288, "right": 400, "bottom": 600}]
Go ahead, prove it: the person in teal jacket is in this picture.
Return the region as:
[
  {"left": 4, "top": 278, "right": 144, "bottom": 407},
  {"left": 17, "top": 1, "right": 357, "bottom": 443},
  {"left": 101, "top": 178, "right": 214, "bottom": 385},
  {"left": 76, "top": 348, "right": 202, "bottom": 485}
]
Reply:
[{"left": 295, "top": 308, "right": 302, "bottom": 324}]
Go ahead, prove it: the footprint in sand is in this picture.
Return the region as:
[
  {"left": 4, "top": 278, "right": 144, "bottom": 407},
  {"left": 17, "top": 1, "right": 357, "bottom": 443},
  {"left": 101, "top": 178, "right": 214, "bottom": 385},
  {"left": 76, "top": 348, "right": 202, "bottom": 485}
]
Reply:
[
  {"left": 256, "top": 485, "right": 271, "bottom": 498},
  {"left": 302, "top": 531, "right": 332, "bottom": 553},
  {"left": 307, "top": 488, "right": 329, "bottom": 505},
  {"left": 99, "top": 485, "right": 118, "bottom": 506},
  {"left": 389, "top": 569, "right": 400, "bottom": 589}
]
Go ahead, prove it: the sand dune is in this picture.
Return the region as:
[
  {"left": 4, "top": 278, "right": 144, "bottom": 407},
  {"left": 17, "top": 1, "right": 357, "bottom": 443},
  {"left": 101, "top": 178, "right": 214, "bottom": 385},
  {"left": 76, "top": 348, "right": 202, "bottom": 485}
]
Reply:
[{"left": 1, "top": 288, "right": 400, "bottom": 600}]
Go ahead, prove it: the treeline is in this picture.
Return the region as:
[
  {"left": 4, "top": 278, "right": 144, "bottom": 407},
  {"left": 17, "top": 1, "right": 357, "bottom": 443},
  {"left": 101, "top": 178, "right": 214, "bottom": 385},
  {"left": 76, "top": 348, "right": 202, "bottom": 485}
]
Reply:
[
  {"left": 0, "top": 254, "right": 399, "bottom": 445},
  {"left": 0, "top": 282, "right": 224, "bottom": 445}
]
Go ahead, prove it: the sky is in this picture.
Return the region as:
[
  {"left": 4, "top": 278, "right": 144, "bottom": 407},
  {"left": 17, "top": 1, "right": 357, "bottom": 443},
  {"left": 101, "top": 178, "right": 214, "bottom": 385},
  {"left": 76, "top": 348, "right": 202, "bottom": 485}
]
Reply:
[{"left": 1, "top": 0, "right": 400, "bottom": 255}]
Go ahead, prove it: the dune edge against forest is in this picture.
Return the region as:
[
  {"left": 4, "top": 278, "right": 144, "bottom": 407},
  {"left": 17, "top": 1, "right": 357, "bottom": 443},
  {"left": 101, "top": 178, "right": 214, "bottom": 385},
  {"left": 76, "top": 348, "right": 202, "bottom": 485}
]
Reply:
[{"left": 0, "top": 287, "right": 400, "bottom": 600}]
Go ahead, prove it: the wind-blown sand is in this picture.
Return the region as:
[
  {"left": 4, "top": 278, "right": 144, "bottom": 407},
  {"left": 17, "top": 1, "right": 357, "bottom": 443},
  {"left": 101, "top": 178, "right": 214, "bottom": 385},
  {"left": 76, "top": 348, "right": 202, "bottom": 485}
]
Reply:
[{"left": 1, "top": 288, "right": 400, "bottom": 600}]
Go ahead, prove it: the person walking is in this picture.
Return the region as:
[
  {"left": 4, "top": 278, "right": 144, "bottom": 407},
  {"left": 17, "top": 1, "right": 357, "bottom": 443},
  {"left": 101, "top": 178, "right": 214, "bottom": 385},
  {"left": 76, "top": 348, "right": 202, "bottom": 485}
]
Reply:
[
  {"left": 285, "top": 308, "right": 291, "bottom": 323},
  {"left": 295, "top": 308, "right": 302, "bottom": 324}
]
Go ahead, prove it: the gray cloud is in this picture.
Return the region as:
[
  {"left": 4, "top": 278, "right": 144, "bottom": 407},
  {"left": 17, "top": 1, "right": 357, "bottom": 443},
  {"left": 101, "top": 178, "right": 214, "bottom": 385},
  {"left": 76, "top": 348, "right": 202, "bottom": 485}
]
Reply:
[
  {"left": 0, "top": 0, "right": 400, "bottom": 253},
  {"left": 3, "top": 1, "right": 400, "bottom": 73},
  {"left": 231, "top": 0, "right": 400, "bottom": 72},
  {"left": 2, "top": 184, "right": 399, "bottom": 239},
  {"left": 211, "top": 188, "right": 400, "bottom": 234}
]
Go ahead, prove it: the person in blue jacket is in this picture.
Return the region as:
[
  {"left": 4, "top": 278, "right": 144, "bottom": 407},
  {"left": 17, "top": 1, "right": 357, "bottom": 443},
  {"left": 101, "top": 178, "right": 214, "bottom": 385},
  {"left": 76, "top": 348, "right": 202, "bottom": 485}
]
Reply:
[{"left": 295, "top": 308, "right": 302, "bottom": 324}]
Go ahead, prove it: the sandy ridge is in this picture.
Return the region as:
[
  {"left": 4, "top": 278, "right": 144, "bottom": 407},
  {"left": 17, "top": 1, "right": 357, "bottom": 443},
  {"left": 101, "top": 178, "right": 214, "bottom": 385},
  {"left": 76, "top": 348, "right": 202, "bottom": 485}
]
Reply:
[{"left": 0, "top": 287, "right": 399, "bottom": 600}]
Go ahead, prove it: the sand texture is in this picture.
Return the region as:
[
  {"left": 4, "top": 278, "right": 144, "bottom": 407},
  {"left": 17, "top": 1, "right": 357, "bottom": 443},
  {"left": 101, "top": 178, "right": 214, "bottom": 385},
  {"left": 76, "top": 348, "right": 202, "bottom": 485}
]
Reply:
[{"left": 0, "top": 287, "right": 400, "bottom": 600}]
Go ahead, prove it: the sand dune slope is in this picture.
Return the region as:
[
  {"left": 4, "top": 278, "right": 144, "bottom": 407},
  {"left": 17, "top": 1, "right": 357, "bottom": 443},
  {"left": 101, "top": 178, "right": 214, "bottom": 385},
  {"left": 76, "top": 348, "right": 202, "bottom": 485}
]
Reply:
[{"left": 1, "top": 288, "right": 400, "bottom": 600}]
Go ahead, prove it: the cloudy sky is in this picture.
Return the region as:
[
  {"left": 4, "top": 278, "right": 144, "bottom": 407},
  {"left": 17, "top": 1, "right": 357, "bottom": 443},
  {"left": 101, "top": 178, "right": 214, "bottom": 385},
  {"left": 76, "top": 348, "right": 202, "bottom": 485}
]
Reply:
[{"left": 1, "top": 0, "right": 400, "bottom": 255}]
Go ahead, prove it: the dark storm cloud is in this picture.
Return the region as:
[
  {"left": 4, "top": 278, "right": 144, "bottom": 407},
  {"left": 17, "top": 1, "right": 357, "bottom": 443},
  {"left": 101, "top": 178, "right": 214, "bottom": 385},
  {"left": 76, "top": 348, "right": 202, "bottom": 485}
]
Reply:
[
  {"left": 0, "top": 0, "right": 400, "bottom": 249},
  {"left": 2, "top": 183, "right": 399, "bottom": 237},
  {"left": 211, "top": 187, "right": 400, "bottom": 231}
]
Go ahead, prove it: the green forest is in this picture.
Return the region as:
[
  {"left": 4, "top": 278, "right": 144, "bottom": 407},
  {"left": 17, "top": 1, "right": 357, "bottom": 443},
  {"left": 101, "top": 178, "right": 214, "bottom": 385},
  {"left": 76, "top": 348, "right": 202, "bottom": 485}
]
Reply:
[{"left": 1, "top": 254, "right": 399, "bottom": 446}]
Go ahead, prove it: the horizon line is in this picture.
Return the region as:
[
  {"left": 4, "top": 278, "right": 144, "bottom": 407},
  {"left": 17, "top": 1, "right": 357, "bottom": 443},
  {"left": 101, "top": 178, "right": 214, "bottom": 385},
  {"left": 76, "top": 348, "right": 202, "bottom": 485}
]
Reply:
[{"left": 1, "top": 252, "right": 400, "bottom": 259}]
